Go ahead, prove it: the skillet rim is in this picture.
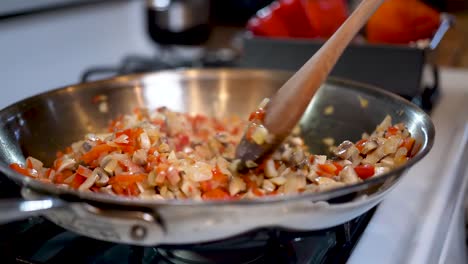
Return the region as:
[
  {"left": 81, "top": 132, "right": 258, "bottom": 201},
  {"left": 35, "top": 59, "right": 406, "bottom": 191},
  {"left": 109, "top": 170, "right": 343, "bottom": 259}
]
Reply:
[{"left": 0, "top": 68, "right": 435, "bottom": 207}]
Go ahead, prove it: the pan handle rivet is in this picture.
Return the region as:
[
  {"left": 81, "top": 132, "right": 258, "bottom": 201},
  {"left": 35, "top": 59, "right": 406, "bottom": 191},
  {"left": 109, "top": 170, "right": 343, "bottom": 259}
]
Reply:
[{"left": 130, "top": 225, "right": 147, "bottom": 241}]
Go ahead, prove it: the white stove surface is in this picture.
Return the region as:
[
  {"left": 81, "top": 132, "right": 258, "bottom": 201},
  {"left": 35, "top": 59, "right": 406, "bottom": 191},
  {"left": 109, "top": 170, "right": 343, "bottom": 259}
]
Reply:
[{"left": 348, "top": 67, "right": 468, "bottom": 264}]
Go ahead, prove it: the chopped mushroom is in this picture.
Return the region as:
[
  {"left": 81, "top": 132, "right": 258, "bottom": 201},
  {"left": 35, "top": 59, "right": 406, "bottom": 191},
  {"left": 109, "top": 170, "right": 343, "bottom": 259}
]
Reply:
[
  {"left": 284, "top": 173, "right": 306, "bottom": 194},
  {"left": 383, "top": 136, "right": 402, "bottom": 155},
  {"left": 26, "top": 157, "right": 43, "bottom": 172},
  {"left": 376, "top": 115, "right": 392, "bottom": 132},
  {"left": 103, "top": 159, "right": 118, "bottom": 175},
  {"left": 306, "top": 168, "right": 318, "bottom": 182},
  {"left": 262, "top": 179, "right": 276, "bottom": 192},
  {"left": 339, "top": 166, "right": 360, "bottom": 184},
  {"left": 380, "top": 157, "right": 395, "bottom": 167},
  {"left": 251, "top": 126, "right": 269, "bottom": 145},
  {"left": 229, "top": 176, "right": 246, "bottom": 196},
  {"left": 333, "top": 141, "right": 360, "bottom": 160},
  {"left": 245, "top": 160, "right": 258, "bottom": 168},
  {"left": 281, "top": 146, "right": 293, "bottom": 162},
  {"left": 374, "top": 165, "right": 391, "bottom": 176},
  {"left": 290, "top": 136, "right": 304, "bottom": 146},
  {"left": 94, "top": 168, "right": 110, "bottom": 187},
  {"left": 314, "top": 155, "right": 327, "bottom": 165},
  {"left": 270, "top": 175, "right": 287, "bottom": 186},
  {"left": 264, "top": 159, "right": 278, "bottom": 178},
  {"left": 322, "top": 137, "right": 335, "bottom": 146},
  {"left": 139, "top": 132, "right": 151, "bottom": 149},
  {"left": 78, "top": 173, "right": 98, "bottom": 191},
  {"left": 56, "top": 158, "right": 76, "bottom": 173},
  {"left": 132, "top": 149, "right": 148, "bottom": 165},
  {"left": 291, "top": 151, "right": 305, "bottom": 166},
  {"left": 362, "top": 145, "right": 386, "bottom": 165},
  {"left": 315, "top": 177, "right": 345, "bottom": 192},
  {"left": 99, "top": 185, "right": 114, "bottom": 195},
  {"left": 361, "top": 140, "right": 378, "bottom": 154}
]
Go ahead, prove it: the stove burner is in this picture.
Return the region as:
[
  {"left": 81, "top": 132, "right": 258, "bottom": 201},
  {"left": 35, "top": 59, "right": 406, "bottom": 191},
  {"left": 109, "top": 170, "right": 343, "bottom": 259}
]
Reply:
[
  {"left": 0, "top": 207, "right": 374, "bottom": 264},
  {"left": 156, "top": 248, "right": 264, "bottom": 264}
]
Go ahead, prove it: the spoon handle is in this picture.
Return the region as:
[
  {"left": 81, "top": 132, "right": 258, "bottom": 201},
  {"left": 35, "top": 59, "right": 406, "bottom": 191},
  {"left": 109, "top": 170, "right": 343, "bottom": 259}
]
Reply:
[{"left": 264, "top": 0, "right": 385, "bottom": 137}]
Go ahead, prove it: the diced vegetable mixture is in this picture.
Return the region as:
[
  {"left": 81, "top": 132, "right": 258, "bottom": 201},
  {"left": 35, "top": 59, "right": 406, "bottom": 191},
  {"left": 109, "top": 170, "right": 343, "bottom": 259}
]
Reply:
[{"left": 10, "top": 106, "right": 418, "bottom": 201}]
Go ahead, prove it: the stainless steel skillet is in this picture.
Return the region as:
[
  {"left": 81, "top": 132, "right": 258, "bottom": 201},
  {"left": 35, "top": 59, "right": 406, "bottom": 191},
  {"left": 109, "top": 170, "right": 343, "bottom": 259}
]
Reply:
[{"left": 0, "top": 69, "right": 434, "bottom": 245}]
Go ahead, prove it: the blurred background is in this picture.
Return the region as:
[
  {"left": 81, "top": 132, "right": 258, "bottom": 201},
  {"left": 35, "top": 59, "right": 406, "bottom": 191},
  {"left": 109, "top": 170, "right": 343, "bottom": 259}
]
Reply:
[
  {"left": 0, "top": 0, "right": 466, "bottom": 108},
  {"left": 0, "top": 1, "right": 467, "bottom": 264}
]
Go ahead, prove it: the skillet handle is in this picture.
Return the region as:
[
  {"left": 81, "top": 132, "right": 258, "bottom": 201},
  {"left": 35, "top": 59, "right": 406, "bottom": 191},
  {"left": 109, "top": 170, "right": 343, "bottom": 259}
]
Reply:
[{"left": 0, "top": 198, "right": 66, "bottom": 224}]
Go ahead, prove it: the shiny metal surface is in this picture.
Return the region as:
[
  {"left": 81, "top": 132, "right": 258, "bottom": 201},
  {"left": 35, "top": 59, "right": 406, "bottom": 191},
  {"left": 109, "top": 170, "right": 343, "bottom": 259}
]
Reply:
[
  {"left": 0, "top": 69, "right": 434, "bottom": 245},
  {"left": 0, "top": 196, "right": 66, "bottom": 224}
]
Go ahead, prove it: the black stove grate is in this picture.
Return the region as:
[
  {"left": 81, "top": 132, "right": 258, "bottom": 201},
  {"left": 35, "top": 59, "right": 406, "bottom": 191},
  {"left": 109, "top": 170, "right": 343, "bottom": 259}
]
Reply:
[{"left": 0, "top": 207, "right": 374, "bottom": 264}]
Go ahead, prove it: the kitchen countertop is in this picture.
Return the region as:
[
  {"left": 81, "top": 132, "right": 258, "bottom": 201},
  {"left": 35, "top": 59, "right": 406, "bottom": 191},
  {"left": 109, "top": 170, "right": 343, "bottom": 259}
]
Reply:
[
  {"left": 430, "top": 10, "right": 468, "bottom": 67},
  {"left": 348, "top": 67, "right": 468, "bottom": 264}
]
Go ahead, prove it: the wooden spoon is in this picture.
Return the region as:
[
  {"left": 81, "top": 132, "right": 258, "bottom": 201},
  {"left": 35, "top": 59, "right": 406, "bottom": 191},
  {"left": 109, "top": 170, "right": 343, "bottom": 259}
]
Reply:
[{"left": 236, "top": 0, "right": 385, "bottom": 164}]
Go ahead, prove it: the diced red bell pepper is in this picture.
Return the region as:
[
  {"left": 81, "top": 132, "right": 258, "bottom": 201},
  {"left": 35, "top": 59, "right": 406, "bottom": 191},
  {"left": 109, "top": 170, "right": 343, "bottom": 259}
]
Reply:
[
  {"left": 318, "top": 163, "right": 338, "bottom": 175},
  {"left": 70, "top": 174, "right": 87, "bottom": 189},
  {"left": 76, "top": 165, "right": 93, "bottom": 178},
  {"left": 248, "top": 108, "right": 266, "bottom": 122},
  {"left": 10, "top": 163, "right": 38, "bottom": 178},
  {"left": 202, "top": 188, "right": 231, "bottom": 200},
  {"left": 111, "top": 183, "right": 125, "bottom": 195},
  {"left": 108, "top": 115, "right": 124, "bottom": 132},
  {"left": 200, "top": 181, "right": 213, "bottom": 193},
  {"left": 166, "top": 166, "right": 181, "bottom": 185},
  {"left": 211, "top": 166, "right": 229, "bottom": 188},
  {"left": 109, "top": 174, "right": 146, "bottom": 185},
  {"left": 354, "top": 164, "right": 375, "bottom": 179},
  {"left": 355, "top": 139, "right": 368, "bottom": 152},
  {"left": 55, "top": 170, "right": 73, "bottom": 184},
  {"left": 332, "top": 162, "right": 343, "bottom": 174},
  {"left": 245, "top": 125, "right": 256, "bottom": 141},
  {"left": 175, "top": 133, "right": 190, "bottom": 151},
  {"left": 252, "top": 187, "right": 264, "bottom": 197},
  {"left": 115, "top": 128, "right": 144, "bottom": 148},
  {"left": 231, "top": 126, "right": 240, "bottom": 135},
  {"left": 126, "top": 183, "right": 141, "bottom": 196},
  {"left": 242, "top": 176, "right": 263, "bottom": 196},
  {"left": 26, "top": 159, "right": 34, "bottom": 170},
  {"left": 81, "top": 144, "right": 116, "bottom": 164},
  {"left": 200, "top": 166, "right": 229, "bottom": 192},
  {"left": 309, "top": 155, "right": 315, "bottom": 164},
  {"left": 385, "top": 126, "right": 399, "bottom": 138},
  {"left": 401, "top": 137, "right": 415, "bottom": 153},
  {"left": 109, "top": 174, "right": 145, "bottom": 196}
]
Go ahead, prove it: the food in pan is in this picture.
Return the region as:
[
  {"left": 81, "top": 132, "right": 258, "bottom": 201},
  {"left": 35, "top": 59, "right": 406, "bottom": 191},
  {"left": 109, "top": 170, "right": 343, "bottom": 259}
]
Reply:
[{"left": 10, "top": 105, "right": 418, "bottom": 201}]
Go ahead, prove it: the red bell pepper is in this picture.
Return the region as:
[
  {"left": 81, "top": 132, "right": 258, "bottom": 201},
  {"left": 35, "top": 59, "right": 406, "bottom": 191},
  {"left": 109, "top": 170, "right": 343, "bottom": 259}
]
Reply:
[
  {"left": 276, "top": 0, "right": 318, "bottom": 38},
  {"left": 366, "top": 0, "right": 441, "bottom": 44},
  {"left": 301, "top": 0, "right": 348, "bottom": 38},
  {"left": 202, "top": 188, "right": 231, "bottom": 200},
  {"left": 354, "top": 164, "right": 375, "bottom": 179},
  {"left": 246, "top": 3, "right": 290, "bottom": 38}
]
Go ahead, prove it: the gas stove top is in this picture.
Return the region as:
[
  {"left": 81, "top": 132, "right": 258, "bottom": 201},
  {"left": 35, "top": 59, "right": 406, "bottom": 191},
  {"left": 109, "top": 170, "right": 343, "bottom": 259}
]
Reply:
[{"left": 0, "top": 51, "right": 452, "bottom": 264}]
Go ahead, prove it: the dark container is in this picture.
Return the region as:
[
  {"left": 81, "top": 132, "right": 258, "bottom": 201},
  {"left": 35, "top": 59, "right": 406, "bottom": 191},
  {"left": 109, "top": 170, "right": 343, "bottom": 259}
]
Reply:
[{"left": 239, "top": 14, "right": 454, "bottom": 100}]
